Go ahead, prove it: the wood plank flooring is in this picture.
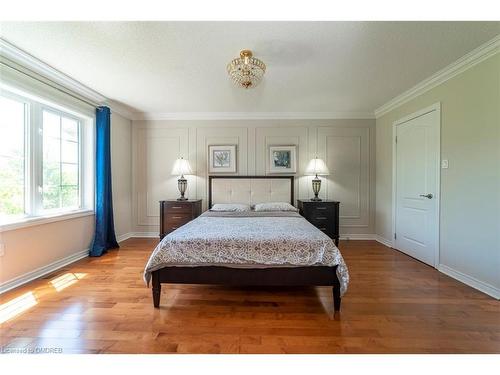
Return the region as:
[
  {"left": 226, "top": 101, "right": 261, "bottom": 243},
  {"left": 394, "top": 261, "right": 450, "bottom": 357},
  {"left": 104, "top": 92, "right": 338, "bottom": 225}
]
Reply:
[{"left": 1, "top": 238, "right": 499, "bottom": 353}]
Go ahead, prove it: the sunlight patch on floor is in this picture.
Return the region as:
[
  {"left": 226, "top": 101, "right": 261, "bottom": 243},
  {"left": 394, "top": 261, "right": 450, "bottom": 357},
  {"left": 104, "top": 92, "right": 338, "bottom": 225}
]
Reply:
[
  {"left": 0, "top": 272, "right": 87, "bottom": 324},
  {"left": 0, "top": 291, "right": 38, "bottom": 323},
  {"left": 50, "top": 272, "right": 87, "bottom": 292}
]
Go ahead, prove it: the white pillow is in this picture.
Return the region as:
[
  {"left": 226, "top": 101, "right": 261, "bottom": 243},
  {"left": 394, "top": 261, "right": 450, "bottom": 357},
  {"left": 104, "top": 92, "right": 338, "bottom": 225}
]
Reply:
[
  {"left": 210, "top": 203, "right": 251, "bottom": 212},
  {"left": 253, "top": 202, "right": 298, "bottom": 212}
]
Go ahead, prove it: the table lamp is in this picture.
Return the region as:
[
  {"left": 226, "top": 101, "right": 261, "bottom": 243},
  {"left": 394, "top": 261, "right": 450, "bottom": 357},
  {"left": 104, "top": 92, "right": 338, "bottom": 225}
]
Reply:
[
  {"left": 305, "top": 157, "right": 330, "bottom": 201},
  {"left": 172, "top": 157, "right": 193, "bottom": 201}
]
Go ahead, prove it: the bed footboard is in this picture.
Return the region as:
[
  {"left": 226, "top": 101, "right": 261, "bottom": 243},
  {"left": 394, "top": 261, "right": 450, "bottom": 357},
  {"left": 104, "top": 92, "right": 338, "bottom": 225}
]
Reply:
[{"left": 151, "top": 265, "right": 342, "bottom": 312}]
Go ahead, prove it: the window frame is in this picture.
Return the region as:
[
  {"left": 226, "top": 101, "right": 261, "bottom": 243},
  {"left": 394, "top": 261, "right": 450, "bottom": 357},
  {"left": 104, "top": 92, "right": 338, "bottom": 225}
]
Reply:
[
  {"left": 0, "top": 87, "right": 94, "bottom": 232},
  {"left": 39, "top": 105, "right": 83, "bottom": 214},
  {"left": 0, "top": 90, "right": 30, "bottom": 221}
]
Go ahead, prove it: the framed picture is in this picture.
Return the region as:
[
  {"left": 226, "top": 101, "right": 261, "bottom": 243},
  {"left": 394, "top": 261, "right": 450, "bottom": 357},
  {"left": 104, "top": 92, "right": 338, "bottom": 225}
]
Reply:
[
  {"left": 268, "top": 146, "right": 297, "bottom": 174},
  {"left": 208, "top": 145, "right": 237, "bottom": 173}
]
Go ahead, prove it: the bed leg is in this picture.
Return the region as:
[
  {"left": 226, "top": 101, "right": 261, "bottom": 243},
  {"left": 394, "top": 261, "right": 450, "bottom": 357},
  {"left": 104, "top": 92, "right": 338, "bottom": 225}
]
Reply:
[
  {"left": 332, "top": 286, "right": 341, "bottom": 312},
  {"left": 152, "top": 272, "right": 161, "bottom": 308},
  {"left": 332, "top": 283, "right": 341, "bottom": 320},
  {"left": 332, "top": 266, "right": 342, "bottom": 319}
]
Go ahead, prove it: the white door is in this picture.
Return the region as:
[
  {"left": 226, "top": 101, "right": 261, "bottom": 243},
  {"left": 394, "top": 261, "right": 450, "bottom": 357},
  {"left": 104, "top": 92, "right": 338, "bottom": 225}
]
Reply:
[{"left": 394, "top": 107, "right": 440, "bottom": 267}]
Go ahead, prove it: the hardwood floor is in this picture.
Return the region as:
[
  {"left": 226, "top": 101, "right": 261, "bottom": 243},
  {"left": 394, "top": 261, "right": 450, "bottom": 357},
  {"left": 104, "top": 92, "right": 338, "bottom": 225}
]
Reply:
[{"left": 1, "top": 238, "right": 499, "bottom": 354}]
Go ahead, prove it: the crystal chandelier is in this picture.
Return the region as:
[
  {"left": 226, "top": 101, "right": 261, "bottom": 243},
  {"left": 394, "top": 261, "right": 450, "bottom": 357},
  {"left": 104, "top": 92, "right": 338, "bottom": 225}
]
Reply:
[{"left": 227, "top": 50, "right": 266, "bottom": 89}]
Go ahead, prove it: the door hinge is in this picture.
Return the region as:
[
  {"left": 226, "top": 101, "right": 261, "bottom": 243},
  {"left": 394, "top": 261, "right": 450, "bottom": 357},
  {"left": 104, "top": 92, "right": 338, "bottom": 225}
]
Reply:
[
  {"left": 395, "top": 136, "right": 397, "bottom": 144},
  {"left": 394, "top": 233, "right": 397, "bottom": 240}
]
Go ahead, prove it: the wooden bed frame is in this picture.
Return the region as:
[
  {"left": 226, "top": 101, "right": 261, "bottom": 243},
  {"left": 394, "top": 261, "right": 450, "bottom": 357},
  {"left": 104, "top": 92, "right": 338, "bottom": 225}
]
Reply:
[{"left": 151, "top": 175, "right": 342, "bottom": 312}]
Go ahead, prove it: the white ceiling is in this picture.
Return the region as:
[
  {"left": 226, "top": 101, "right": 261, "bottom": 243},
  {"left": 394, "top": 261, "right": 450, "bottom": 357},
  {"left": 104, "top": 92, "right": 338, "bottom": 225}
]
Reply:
[{"left": 1, "top": 21, "right": 499, "bottom": 116}]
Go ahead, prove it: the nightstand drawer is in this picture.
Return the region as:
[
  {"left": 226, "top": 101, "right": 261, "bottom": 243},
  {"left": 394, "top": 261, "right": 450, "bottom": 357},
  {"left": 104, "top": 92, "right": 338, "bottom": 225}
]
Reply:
[
  {"left": 166, "top": 213, "right": 192, "bottom": 226},
  {"left": 309, "top": 217, "right": 330, "bottom": 230},
  {"left": 309, "top": 213, "right": 329, "bottom": 221},
  {"left": 316, "top": 226, "right": 330, "bottom": 235},
  {"left": 165, "top": 223, "right": 183, "bottom": 233},
  {"left": 310, "top": 205, "right": 334, "bottom": 216},
  {"left": 160, "top": 199, "right": 202, "bottom": 239},
  {"left": 165, "top": 202, "right": 193, "bottom": 213},
  {"left": 297, "top": 199, "right": 340, "bottom": 246}
]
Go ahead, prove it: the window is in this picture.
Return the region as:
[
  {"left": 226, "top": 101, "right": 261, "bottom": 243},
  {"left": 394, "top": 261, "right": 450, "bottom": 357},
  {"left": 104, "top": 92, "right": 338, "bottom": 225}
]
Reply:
[
  {"left": 0, "top": 95, "right": 27, "bottom": 220},
  {"left": 0, "top": 87, "right": 93, "bottom": 228},
  {"left": 42, "top": 110, "right": 81, "bottom": 211}
]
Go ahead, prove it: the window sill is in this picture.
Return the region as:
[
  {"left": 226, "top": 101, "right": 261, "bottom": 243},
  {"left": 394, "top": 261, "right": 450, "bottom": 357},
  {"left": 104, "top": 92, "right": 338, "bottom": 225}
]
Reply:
[{"left": 0, "top": 209, "right": 94, "bottom": 233}]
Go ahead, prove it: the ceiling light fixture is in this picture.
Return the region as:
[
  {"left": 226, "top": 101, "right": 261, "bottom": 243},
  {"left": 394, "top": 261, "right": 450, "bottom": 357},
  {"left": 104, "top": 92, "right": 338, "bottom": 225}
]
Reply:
[{"left": 227, "top": 50, "right": 266, "bottom": 89}]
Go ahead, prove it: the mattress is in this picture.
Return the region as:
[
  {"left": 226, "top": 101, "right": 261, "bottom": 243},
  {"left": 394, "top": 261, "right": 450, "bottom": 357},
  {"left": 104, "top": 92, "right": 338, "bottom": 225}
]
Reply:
[{"left": 143, "top": 210, "right": 349, "bottom": 295}]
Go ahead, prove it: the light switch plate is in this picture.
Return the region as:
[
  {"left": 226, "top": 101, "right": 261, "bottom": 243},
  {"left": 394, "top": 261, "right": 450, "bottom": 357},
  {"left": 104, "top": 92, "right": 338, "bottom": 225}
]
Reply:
[{"left": 441, "top": 159, "right": 449, "bottom": 169}]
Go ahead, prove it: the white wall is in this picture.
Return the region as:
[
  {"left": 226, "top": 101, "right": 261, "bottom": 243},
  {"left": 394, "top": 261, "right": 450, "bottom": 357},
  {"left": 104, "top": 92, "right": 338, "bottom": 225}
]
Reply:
[
  {"left": 111, "top": 112, "right": 133, "bottom": 240},
  {"left": 0, "top": 215, "right": 94, "bottom": 290},
  {"left": 131, "top": 119, "right": 376, "bottom": 237},
  {"left": 375, "top": 53, "right": 500, "bottom": 297},
  {"left": 0, "top": 111, "right": 133, "bottom": 291}
]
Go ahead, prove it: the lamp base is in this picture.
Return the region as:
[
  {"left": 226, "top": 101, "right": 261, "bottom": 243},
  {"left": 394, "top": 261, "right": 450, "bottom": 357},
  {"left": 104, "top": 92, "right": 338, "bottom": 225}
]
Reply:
[
  {"left": 311, "top": 176, "right": 322, "bottom": 202},
  {"left": 177, "top": 176, "right": 188, "bottom": 201}
]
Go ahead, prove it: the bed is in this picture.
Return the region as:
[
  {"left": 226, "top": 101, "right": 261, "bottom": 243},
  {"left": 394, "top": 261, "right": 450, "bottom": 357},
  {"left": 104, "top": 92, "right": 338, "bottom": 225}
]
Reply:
[{"left": 144, "top": 176, "right": 349, "bottom": 313}]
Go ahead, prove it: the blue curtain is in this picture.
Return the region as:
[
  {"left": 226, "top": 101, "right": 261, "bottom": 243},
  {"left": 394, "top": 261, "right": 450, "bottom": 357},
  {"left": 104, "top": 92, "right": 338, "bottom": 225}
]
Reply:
[{"left": 90, "top": 106, "right": 119, "bottom": 256}]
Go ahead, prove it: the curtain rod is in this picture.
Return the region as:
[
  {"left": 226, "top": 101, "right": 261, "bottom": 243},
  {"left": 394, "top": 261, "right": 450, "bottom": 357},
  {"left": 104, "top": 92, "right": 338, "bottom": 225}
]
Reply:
[{"left": 0, "top": 60, "right": 102, "bottom": 109}]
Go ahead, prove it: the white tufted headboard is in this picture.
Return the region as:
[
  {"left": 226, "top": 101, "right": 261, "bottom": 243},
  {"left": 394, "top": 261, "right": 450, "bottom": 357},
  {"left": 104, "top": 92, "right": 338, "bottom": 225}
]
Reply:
[{"left": 208, "top": 176, "right": 294, "bottom": 208}]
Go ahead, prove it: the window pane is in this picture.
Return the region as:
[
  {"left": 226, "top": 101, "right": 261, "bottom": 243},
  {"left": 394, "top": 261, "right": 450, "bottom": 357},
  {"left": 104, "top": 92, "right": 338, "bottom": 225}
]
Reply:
[
  {"left": 43, "top": 111, "right": 60, "bottom": 138},
  {"left": 61, "top": 140, "right": 78, "bottom": 164},
  {"left": 62, "top": 118, "right": 78, "bottom": 141},
  {"left": 0, "top": 96, "right": 26, "bottom": 220},
  {"left": 43, "top": 164, "right": 60, "bottom": 192},
  {"left": 61, "top": 163, "right": 78, "bottom": 185},
  {"left": 61, "top": 186, "right": 79, "bottom": 208},
  {"left": 42, "top": 186, "right": 60, "bottom": 210},
  {"left": 43, "top": 137, "right": 60, "bottom": 163},
  {"left": 42, "top": 110, "right": 81, "bottom": 211}
]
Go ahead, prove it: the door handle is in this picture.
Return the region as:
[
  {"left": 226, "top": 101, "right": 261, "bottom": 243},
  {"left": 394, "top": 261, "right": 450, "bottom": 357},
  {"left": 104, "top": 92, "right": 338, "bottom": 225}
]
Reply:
[{"left": 419, "top": 194, "right": 433, "bottom": 199}]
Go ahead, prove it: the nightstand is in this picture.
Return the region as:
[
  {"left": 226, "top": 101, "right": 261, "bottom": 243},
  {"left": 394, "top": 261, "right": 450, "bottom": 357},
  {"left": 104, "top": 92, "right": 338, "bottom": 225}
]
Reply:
[
  {"left": 297, "top": 199, "right": 340, "bottom": 246},
  {"left": 159, "top": 199, "right": 202, "bottom": 239}
]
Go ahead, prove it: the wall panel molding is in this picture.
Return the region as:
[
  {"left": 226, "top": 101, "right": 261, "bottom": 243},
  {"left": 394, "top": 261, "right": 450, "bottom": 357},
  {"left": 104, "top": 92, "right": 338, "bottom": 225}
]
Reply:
[
  {"left": 317, "top": 127, "right": 371, "bottom": 229},
  {"left": 132, "top": 119, "right": 375, "bottom": 234},
  {"left": 134, "top": 125, "right": 189, "bottom": 226}
]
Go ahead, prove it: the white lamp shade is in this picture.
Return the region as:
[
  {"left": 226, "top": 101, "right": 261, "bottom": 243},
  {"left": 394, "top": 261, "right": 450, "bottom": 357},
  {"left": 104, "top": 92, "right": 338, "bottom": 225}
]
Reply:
[
  {"left": 305, "top": 157, "right": 329, "bottom": 176},
  {"left": 171, "top": 158, "right": 193, "bottom": 176}
]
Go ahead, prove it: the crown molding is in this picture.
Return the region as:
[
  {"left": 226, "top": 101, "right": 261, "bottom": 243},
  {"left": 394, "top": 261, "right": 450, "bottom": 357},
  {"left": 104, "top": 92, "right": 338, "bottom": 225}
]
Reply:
[
  {"left": 106, "top": 99, "right": 136, "bottom": 120},
  {"left": 131, "top": 111, "right": 375, "bottom": 121},
  {"left": 1, "top": 38, "right": 107, "bottom": 104},
  {"left": 375, "top": 34, "right": 500, "bottom": 118},
  {"left": 0, "top": 38, "right": 139, "bottom": 120}
]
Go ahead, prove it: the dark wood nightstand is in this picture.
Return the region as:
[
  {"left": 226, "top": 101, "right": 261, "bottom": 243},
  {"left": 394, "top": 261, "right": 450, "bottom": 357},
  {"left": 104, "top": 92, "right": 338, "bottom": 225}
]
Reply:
[
  {"left": 297, "top": 199, "right": 340, "bottom": 246},
  {"left": 159, "top": 199, "right": 202, "bottom": 239}
]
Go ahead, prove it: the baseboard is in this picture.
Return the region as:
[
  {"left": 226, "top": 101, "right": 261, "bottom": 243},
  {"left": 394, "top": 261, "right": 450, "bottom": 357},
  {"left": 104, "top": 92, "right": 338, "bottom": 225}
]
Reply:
[
  {"left": 117, "top": 232, "right": 159, "bottom": 242},
  {"left": 116, "top": 232, "right": 134, "bottom": 243},
  {"left": 339, "top": 234, "right": 376, "bottom": 240},
  {"left": 0, "top": 248, "right": 89, "bottom": 294},
  {"left": 0, "top": 232, "right": 157, "bottom": 295},
  {"left": 374, "top": 235, "right": 393, "bottom": 248},
  {"left": 438, "top": 264, "right": 500, "bottom": 300},
  {"left": 340, "top": 234, "right": 395, "bottom": 248},
  {"left": 130, "top": 232, "right": 159, "bottom": 238}
]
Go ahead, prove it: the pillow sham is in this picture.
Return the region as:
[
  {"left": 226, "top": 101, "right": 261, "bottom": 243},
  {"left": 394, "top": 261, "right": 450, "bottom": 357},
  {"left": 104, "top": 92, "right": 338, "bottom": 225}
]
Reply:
[
  {"left": 253, "top": 202, "right": 298, "bottom": 212},
  {"left": 210, "top": 203, "right": 251, "bottom": 212}
]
